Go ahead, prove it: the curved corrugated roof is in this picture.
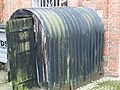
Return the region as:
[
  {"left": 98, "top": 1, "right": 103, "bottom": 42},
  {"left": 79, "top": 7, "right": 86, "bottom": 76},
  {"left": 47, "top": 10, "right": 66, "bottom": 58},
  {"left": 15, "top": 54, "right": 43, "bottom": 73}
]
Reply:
[{"left": 8, "top": 7, "right": 104, "bottom": 89}]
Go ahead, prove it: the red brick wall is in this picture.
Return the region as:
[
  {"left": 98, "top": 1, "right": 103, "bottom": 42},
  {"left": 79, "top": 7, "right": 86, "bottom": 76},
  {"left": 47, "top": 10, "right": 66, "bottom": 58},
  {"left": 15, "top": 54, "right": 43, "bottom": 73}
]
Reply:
[
  {"left": 3, "top": 0, "right": 32, "bottom": 22},
  {"left": 68, "top": 0, "right": 79, "bottom": 6},
  {"left": 107, "top": 0, "right": 120, "bottom": 77},
  {"left": 0, "top": 0, "right": 3, "bottom": 22}
]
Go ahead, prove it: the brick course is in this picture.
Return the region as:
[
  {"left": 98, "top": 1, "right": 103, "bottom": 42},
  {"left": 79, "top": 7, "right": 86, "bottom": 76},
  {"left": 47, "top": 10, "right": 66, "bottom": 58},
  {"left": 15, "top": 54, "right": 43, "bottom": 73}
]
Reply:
[
  {"left": 0, "top": 0, "right": 3, "bottom": 22},
  {"left": 68, "top": 0, "right": 79, "bottom": 6},
  {"left": 3, "top": 0, "right": 32, "bottom": 22},
  {"left": 108, "top": 0, "right": 120, "bottom": 77}
]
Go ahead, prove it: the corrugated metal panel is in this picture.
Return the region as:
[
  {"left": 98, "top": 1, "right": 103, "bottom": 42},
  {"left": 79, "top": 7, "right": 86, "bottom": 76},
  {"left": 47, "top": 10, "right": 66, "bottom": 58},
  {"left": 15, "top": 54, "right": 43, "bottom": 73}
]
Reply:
[{"left": 6, "top": 7, "right": 104, "bottom": 90}]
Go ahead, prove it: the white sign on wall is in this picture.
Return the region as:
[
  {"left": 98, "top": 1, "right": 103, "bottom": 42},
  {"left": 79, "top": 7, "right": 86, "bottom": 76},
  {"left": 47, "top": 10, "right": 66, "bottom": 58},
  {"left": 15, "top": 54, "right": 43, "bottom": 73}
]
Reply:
[{"left": 0, "top": 30, "right": 7, "bottom": 63}]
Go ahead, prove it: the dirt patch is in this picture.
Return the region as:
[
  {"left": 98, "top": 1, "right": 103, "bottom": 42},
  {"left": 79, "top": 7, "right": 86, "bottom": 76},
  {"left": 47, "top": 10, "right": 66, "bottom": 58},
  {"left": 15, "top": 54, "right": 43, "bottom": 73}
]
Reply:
[{"left": 0, "top": 70, "right": 12, "bottom": 90}]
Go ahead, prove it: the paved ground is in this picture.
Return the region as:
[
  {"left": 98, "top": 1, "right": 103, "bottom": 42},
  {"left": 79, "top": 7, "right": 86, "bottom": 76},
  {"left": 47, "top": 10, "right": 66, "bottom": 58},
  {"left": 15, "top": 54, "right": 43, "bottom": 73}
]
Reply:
[
  {"left": 0, "top": 70, "right": 12, "bottom": 90},
  {"left": 0, "top": 70, "right": 43, "bottom": 90},
  {"left": 0, "top": 70, "right": 120, "bottom": 90}
]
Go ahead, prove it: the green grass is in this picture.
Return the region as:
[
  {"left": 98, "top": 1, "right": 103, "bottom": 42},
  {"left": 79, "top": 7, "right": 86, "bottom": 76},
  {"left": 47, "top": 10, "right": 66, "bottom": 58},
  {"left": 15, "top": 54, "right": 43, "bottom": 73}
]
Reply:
[{"left": 91, "top": 79, "right": 120, "bottom": 90}]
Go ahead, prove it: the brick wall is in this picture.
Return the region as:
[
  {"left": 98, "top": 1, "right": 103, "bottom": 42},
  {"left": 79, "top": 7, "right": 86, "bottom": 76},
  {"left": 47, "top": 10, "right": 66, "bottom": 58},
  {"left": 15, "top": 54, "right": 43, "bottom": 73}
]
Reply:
[
  {"left": 3, "top": 0, "right": 32, "bottom": 22},
  {"left": 0, "top": 0, "right": 3, "bottom": 22},
  {"left": 68, "top": 0, "right": 79, "bottom": 6},
  {"left": 107, "top": 0, "right": 120, "bottom": 77}
]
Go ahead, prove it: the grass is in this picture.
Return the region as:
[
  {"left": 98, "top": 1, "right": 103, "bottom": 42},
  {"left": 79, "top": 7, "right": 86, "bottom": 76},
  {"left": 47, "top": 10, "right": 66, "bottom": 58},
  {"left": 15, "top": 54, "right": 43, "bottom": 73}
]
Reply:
[
  {"left": 77, "top": 77, "right": 120, "bottom": 90},
  {"left": 91, "top": 79, "right": 120, "bottom": 90}
]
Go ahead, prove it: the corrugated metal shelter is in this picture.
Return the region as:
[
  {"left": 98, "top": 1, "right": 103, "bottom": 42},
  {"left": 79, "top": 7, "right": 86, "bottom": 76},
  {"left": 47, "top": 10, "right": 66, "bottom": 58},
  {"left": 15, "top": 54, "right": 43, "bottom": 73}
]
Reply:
[{"left": 6, "top": 7, "right": 104, "bottom": 90}]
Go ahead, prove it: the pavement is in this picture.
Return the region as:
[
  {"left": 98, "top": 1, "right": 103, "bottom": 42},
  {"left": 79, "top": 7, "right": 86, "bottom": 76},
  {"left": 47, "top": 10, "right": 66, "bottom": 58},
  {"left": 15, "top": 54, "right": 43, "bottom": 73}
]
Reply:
[
  {"left": 1, "top": 70, "right": 120, "bottom": 90},
  {"left": 0, "top": 70, "right": 44, "bottom": 90},
  {"left": 0, "top": 70, "right": 12, "bottom": 90}
]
